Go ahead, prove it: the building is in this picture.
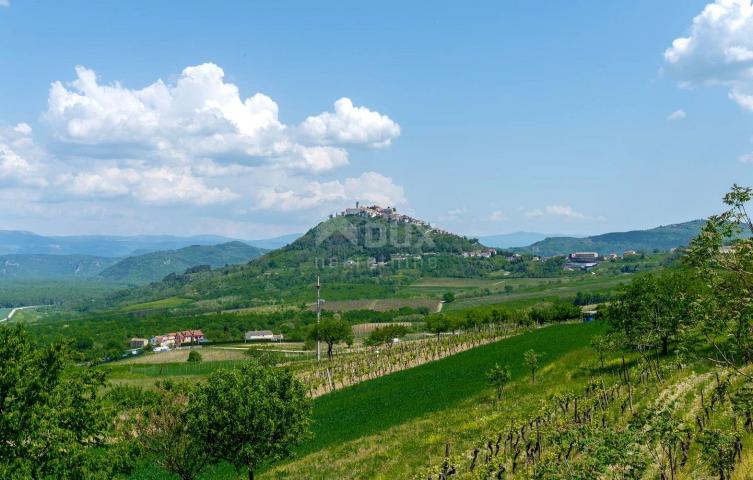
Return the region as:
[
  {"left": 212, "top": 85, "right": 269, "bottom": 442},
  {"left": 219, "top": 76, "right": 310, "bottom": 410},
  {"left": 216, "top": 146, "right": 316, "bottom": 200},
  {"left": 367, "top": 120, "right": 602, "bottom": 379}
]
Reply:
[
  {"left": 149, "top": 330, "right": 206, "bottom": 349},
  {"left": 569, "top": 252, "right": 600, "bottom": 263},
  {"left": 623, "top": 250, "right": 638, "bottom": 256},
  {"left": 245, "top": 330, "right": 284, "bottom": 342},
  {"left": 129, "top": 338, "right": 149, "bottom": 348}
]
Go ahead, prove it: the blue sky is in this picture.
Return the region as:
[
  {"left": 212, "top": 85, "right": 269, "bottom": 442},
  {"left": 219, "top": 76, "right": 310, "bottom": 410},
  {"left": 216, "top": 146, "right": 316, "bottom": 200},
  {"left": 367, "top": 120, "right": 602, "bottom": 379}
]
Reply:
[{"left": 0, "top": 0, "right": 752, "bottom": 238}]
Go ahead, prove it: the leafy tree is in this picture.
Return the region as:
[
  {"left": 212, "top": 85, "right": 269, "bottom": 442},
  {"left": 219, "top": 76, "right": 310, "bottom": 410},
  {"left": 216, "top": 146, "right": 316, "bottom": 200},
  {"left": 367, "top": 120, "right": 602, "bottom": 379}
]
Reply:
[
  {"left": 486, "top": 363, "right": 511, "bottom": 400},
  {"left": 0, "top": 324, "right": 115, "bottom": 479},
  {"left": 523, "top": 349, "right": 541, "bottom": 384},
  {"left": 590, "top": 334, "right": 611, "bottom": 369},
  {"left": 130, "top": 383, "right": 210, "bottom": 480},
  {"left": 364, "top": 324, "right": 408, "bottom": 347},
  {"left": 186, "top": 360, "right": 312, "bottom": 480},
  {"left": 686, "top": 184, "right": 753, "bottom": 368},
  {"left": 606, "top": 270, "right": 696, "bottom": 356},
  {"left": 187, "top": 350, "right": 202, "bottom": 362},
  {"left": 442, "top": 292, "right": 455, "bottom": 303},
  {"left": 308, "top": 317, "right": 353, "bottom": 359}
]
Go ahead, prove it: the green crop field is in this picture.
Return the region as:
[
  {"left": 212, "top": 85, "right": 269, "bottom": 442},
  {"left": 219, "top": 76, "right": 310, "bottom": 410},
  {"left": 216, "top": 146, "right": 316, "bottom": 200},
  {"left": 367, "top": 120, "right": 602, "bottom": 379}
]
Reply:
[
  {"left": 295, "top": 321, "right": 604, "bottom": 456},
  {"left": 120, "top": 296, "right": 193, "bottom": 312}
]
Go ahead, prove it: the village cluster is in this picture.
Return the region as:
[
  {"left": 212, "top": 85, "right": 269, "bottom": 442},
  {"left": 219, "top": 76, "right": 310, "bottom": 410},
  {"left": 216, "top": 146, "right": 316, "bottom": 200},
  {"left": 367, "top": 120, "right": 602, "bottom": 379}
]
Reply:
[
  {"left": 126, "top": 329, "right": 284, "bottom": 355},
  {"left": 564, "top": 250, "right": 638, "bottom": 271}
]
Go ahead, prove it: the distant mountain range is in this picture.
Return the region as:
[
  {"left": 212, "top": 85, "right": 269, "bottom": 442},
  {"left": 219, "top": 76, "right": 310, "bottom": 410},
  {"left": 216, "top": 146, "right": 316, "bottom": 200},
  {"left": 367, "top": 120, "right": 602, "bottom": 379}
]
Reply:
[
  {"left": 0, "top": 242, "right": 266, "bottom": 284},
  {"left": 512, "top": 220, "right": 708, "bottom": 256},
  {"left": 0, "top": 230, "right": 296, "bottom": 257},
  {"left": 98, "top": 241, "right": 266, "bottom": 284},
  {"left": 477, "top": 232, "right": 583, "bottom": 249}
]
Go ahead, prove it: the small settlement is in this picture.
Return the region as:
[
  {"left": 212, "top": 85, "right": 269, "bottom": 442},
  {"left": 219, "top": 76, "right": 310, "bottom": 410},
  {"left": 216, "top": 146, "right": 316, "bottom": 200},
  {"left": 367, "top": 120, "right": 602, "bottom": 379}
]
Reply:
[
  {"left": 564, "top": 250, "right": 639, "bottom": 271},
  {"left": 130, "top": 330, "right": 208, "bottom": 352}
]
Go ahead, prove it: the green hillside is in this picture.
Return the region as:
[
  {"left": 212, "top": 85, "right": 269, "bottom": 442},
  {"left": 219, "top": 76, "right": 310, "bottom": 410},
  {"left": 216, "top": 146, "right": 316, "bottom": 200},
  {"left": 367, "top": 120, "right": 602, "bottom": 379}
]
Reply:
[
  {"left": 98, "top": 241, "right": 266, "bottom": 284},
  {"left": 515, "top": 219, "right": 707, "bottom": 256},
  {"left": 0, "top": 254, "right": 118, "bottom": 279},
  {"left": 100, "top": 215, "right": 502, "bottom": 310}
]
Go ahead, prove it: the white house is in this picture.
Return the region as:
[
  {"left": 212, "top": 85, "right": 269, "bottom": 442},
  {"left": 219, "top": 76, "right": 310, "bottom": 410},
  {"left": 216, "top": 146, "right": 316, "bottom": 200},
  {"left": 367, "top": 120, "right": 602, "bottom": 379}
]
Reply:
[{"left": 244, "top": 330, "right": 284, "bottom": 342}]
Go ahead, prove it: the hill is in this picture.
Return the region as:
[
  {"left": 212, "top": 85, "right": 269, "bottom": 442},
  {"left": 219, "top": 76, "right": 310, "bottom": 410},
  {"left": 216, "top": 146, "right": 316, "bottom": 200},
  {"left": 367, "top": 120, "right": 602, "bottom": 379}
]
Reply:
[
  {"left": 99, "top": 212, "right": 497, "bottom": 310},
  {"left": 0, "top": 230, "right": 290, "bottom": 257},
  {"left": 514, "top": 219, "right": 707, "bottom": 256},
  {"left": 477, "top": 231, "right": 581, "bottom": 249},
  {"left": 0, "top": 254, "right": 118, "bottom": 279},
  {"left": 98, "top": 241, "right": 266, "bottom": 284}
]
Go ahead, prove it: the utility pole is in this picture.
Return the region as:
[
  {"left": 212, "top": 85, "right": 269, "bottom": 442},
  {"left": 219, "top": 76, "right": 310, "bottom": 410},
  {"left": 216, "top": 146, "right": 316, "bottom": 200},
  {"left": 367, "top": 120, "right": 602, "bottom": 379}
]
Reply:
[{"left": 316, "top": 276, "right": 321, "bottom": 361}]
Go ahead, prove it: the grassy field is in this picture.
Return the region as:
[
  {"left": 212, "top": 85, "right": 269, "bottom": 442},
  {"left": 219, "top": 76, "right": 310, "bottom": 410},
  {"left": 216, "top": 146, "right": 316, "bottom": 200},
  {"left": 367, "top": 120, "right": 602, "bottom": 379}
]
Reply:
[
  {"left": 318, "top": 298, "right": 441, "bottom": 312},
  {"left": 262, "top": 321, "right": 606, "bottom": 478},
  {"left": 120, "top": 296, "right": 193, "bottom": 312}
]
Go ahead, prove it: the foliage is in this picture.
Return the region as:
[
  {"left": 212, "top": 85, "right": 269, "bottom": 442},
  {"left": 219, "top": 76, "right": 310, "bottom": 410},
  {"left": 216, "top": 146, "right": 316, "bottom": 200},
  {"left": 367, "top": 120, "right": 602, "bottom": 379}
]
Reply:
[
  {"left": 486, "top": 363, "right": 511, "bottom": 400},
  {"left": 308, "top": 317, "right": 353, "bottom": 359},
  {"left": 186, "top": 359, "right": 311, "bottom": 479},
  {"left": 363, "top": 324, "right": 409, "bottom": 346},
  {"left": 523, "top": 348, "right": 541, "bottom": 383},
  {"left": 0, "top": 324, "right": 116, "bottom": 479},
  {"left": 187, "top": 350, "right": 202, "bottom": 362}
]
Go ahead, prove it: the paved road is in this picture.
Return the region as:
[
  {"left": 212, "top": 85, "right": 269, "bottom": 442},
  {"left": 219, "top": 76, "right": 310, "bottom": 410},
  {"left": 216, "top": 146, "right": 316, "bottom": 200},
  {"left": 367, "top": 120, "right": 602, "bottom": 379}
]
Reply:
[{"left": 0, "top": 305, "right": 39, "bottom": 323}]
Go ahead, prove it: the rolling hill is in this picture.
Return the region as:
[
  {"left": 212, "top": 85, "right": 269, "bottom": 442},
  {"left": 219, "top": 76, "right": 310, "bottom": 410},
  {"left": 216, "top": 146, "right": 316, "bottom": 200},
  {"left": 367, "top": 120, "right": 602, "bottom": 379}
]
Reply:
[
  {"left": 0, "top": 254, "right": 119, "bottom": 279},
  {"left": 100, "top": 213, "right": 493, "bottom": 310},
  {"left": 0, "top": 230, "right": 290, "bottom": 257},
  {"left": 514, "top": 219, "right": 707, "bottom": 256},
  {"left": 97, "top": 241, "right": 267, "bottom": 284},
  {"left": 477, "top": 231, "right": 581, "bottom": 249}
]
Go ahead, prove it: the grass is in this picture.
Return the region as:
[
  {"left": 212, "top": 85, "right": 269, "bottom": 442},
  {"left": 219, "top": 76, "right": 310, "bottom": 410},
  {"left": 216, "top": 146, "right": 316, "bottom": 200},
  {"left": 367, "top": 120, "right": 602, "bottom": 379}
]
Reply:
[
  {"left": 264, "top": 321, "right": 606, "bottom": 479},
  {"left": 318, "top": 298, "right": 441, "bottom": 312},
  {"left": 292, "top": 321, "right": 605, "bottom": 457},
  {"left": 120, "top": 296, "right": 193, "bottom": 312}
]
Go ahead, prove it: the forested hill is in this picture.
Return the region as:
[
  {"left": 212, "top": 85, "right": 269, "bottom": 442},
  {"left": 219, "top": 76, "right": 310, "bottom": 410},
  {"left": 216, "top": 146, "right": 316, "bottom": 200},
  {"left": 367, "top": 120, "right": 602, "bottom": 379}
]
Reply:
[
  {"left": 514, "top": 220, "right": 707, "bottom": 256},
  {"left": 98, "top": 241, "right": 266, "bottom": 284},
  {"left": 0, "top": 254, "right": 119, "bottom": 279},
  {"left": 98, "top": 215, "right": 493, "bottom": 310}
]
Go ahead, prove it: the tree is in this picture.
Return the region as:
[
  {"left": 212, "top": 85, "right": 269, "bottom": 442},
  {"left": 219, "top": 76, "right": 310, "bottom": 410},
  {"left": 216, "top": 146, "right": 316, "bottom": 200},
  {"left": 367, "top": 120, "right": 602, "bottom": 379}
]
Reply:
[
  {"left": 590, "top": 335, "right": 611, "bottom": 369},
  {"left": 187, "top": 360, "right": 312, "bottom": 480},
  {"left": 486, "top": 363, "right": 511, "bottom": 401},
  {"left": 308, "top": 318, "right": 353, "bottom": 359},
  {"left": 442, "top": 292, "right": 455, "bottom": 303},
  {"left": 523, "top": 349, "right": 541, "bottom": 384},
  {"left": 0, "top": 324, "right": 116, "bottom": 479},
  {"left": 364, "top": 324, "right": 408, "bottom": 347},
  {"left": 606, "top": 270, "right": 696, "bottom": 357},
  {"left": 686, "top": 184, "right": 753, "bottom": 369},
  {"left": 131, "top": 383, "right": 210, "bottom": 480},
  {"left": 425, "top": 314, "right": 453, "bottom": 340},
  {"left": 187, "top": 350, "right": 202, "bottom": 362}
]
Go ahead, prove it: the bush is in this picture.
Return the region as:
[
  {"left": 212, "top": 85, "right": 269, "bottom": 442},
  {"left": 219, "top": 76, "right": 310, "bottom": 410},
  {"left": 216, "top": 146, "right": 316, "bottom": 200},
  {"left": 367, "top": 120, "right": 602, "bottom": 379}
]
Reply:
[
  {"left": 187, "top": 350, "right": 202, "bottom": 362},
  {"left": 442, "top": 292, "right": 455, "bottom": 303}
]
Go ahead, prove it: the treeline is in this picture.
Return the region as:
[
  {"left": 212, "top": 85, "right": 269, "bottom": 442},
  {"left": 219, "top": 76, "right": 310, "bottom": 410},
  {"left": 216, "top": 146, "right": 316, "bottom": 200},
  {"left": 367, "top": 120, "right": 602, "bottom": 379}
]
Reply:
[{"left": 0, "top": 324, "right": 310, "bottom": 480}]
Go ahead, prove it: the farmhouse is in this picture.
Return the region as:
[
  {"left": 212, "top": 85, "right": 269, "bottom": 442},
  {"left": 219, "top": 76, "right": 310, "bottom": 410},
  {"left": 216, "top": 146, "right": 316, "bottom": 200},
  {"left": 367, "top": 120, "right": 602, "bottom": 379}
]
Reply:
[
  {"left": 245, "top": 330, "right": 284, "bottom": 342},
  {"left": 129, "top": 338, "right": 149, "bottom": 348},
  {"left": 149, "top": 330, "right": 206, "bottom": 349},
  {"left": 569, "top": 252, "right": 600, "bottom": 263}
]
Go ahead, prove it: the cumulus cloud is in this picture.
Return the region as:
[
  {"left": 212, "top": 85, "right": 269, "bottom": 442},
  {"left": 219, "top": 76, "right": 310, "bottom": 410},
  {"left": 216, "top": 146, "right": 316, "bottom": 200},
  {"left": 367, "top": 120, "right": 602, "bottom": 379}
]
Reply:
[
  {"left": 525, "top": 205, "right": 588, "bottom": 220},
  {"left": 664, "top": 0, "right": 753, "bottom": 110},
  {"left": 299, "top": 98, "right": 401, "bottom": 148},
  {"left": 45, "top": 64, "right": 400, "bottom": 172},
  {"left": 255, "top": 171, "right": 405, "bottom": 212},
  {"left": 488, "top": 210, "right": 506, "bottom": 221},
  {"left": 0, "top": 62, "right": 406, "bottom": 234},
  {"left": 58, "top": 166, "right": 238, "bottom": 205},
  {"left": 667, "top": 109, "right": 687, "bottom": 120}
]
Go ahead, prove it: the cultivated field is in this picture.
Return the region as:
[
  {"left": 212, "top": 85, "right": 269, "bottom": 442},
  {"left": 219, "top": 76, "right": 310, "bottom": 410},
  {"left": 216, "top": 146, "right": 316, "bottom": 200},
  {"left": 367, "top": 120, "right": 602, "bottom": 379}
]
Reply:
[{"left": 316, "top": 297, "right": 441, "bottom": 312}]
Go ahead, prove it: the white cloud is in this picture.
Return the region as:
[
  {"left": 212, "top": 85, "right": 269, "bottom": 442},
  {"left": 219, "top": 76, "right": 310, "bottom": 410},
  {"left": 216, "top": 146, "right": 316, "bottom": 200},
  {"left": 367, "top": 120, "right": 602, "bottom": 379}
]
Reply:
[
  {"left": 44, "top": 64, "right": 400, "bottom": 173},
  {"left": 667, "top": 109, "right": 687, "bottom": 120},
  {"left": 58, "top": 166, "right": 238, "bottom": 205},
  {"left": 664, "top": 0, "right": 753, "bottom": 110},
  {"left": 545, "top": 204, "right": 586, "bottom": 219},
  {"left": 0, "top": 63, "right": 407, "bottom": 234},
  {"left": 526, "top": 205, "right": 588, "bottom": 220},
  {"left": 739, "top": 152, "right": 753, "bottom": 163},
  {"left": 488, "top": 210, "right": 506, "bottom": 221},
  {"left": 299, "top": 98, "right": 400, "bottom": 148},
  {"left": 254, "top": 171, "right": 405, "bottom": 212},
  {"left": 0, "top": 1, "right": 9, "bottom": 7}
]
